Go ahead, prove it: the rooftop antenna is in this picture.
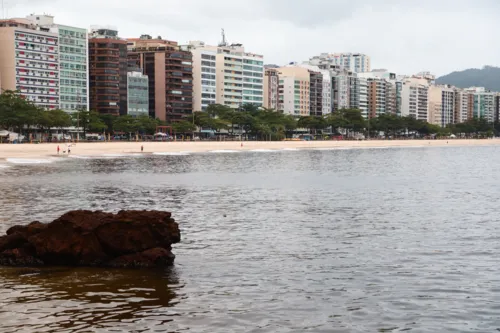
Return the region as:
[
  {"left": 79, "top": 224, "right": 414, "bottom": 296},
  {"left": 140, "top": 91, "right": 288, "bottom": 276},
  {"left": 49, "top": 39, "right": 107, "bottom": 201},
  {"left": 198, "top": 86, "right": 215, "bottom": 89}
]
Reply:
[{"left": 220, "top": 28, "right": 227, "bottom": 47}]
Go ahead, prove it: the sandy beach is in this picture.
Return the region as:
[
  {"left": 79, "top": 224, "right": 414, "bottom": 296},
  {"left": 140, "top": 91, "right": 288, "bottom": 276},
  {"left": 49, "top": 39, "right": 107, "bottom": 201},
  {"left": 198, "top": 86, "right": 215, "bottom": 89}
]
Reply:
[{"left": 0, "top": 139, "right": 499, "bottom": 160}]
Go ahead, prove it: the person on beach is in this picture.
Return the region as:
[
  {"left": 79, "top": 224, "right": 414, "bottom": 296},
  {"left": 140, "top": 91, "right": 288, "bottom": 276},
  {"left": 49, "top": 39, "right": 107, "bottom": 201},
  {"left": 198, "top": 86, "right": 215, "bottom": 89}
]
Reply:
[
  {"left": 57, "top": 145, "right": 60, "bottom": 155},
  {"left": 141, "top": 145, "right": 144, "bottom": 152}
]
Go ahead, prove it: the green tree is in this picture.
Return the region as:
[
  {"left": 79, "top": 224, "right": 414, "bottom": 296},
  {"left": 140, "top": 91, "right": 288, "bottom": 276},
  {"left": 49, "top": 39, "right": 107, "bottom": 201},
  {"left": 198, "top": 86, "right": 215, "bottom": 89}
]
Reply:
[
  {"left": 0, "top": 90, "right": 39, "bottom": 133},
  {"left": 49, "top": 109, "right": 72, "bottom": 129},
  {"left": 72, "top": 109, "right": 106, "bottom": 136},
  {"left": 172, "top": 120, "right": 196, "bottom": 134},
  {"left": 113, "top": 115, "right": 139, "bottom": 136}
]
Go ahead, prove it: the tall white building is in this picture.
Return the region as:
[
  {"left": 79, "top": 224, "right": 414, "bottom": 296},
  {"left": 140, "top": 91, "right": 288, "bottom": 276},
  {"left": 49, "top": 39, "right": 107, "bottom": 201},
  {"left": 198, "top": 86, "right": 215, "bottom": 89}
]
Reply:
[
  {"left": 309, "top": 53, "right": 370, "bottom": 73},
  {"left": 25, "top": 14, "right": 88, "bottom": 112},
  {"left": 321, "top": 71, "right": 332, "bottom": 115},
  {"left": 185, "top": 41, "right": 217, "bottom": 111},
  {"left": 400, "top": 77, "right": 429, "bottom": 121},
  {"left": 454, "top": 89, "right": 472, "bottom": 123},
  {"left": 186, "top": 39, "right": 264, "bottom": 110}
]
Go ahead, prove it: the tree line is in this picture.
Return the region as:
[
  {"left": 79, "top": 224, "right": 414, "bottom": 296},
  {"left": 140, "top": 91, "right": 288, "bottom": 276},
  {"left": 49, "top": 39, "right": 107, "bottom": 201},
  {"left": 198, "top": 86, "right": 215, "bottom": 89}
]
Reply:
[
  {"left": 0, "top": 90, "right": 187, "bottom": 139},
  {"left": 1, "top": 89, "right": 498, "bottom": 140}
]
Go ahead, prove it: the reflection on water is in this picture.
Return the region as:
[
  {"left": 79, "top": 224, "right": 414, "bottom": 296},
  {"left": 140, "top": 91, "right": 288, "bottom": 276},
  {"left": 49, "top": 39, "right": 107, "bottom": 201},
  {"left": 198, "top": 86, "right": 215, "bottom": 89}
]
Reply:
[
  {"left": 0, "top": 267, "right": 180, "bottom": 333},
  {"left": 1, "top": 147, "right": 500, "bottom": 332}
]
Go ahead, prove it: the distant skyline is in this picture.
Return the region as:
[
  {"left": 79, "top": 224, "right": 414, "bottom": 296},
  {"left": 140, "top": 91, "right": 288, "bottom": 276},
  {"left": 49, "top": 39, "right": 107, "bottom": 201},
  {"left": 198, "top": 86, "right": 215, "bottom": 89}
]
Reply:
[{"left": 5, "top": 0, "right": 500, "bottom": 76}]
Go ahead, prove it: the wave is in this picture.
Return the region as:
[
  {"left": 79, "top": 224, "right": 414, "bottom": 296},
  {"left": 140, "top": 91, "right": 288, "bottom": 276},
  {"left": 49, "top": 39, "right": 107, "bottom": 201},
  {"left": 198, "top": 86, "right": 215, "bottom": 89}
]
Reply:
[
  {"left": 249, "top": 149, "right": 275, "bottom": 152},
  {"left": 101, "top": 154, "right": 130, "bottom": 157},
  {"left": 281, "top": 148, "right": 300, "bottom": 151},
  {"left": 6, "top": 158, "right": 55, "bottom": 164},
  {"left": 153, "top": 152, "right": 191, "bottom": 156},
  {"left": 312, "top": 147, "right": 344, "bottom": 151},
  {"left": 68, "top": 155, "right": 92, "bottom": 159},
  {"left": 69, "top": 153, "right": 144, "bottom": 160},
  {"left": 0, "top": 164, "right": 10, "bottom": 169},
  {"left": 209, "top": 150, "right": 240, "bottom": 153}
]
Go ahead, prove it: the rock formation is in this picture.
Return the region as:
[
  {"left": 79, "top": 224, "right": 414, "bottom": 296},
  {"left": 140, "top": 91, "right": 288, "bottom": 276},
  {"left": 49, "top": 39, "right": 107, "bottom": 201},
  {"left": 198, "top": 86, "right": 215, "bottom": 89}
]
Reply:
[{"left": 0, "top": 210, "right": 180, "bottom": 268}]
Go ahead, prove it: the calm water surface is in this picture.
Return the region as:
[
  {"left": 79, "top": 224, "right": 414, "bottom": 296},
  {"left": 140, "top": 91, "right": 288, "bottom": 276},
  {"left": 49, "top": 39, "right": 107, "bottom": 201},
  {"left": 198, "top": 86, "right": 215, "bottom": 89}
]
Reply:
[{"left": 1, "top": 146, "right": 500, "bottom": 332}]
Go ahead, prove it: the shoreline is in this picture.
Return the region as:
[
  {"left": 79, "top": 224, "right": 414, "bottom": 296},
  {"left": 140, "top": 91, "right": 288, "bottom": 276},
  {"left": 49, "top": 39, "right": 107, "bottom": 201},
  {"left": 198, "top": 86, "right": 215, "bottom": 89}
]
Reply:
[{"left": 0, "top": 139, "right": 499, "bottom": 160}]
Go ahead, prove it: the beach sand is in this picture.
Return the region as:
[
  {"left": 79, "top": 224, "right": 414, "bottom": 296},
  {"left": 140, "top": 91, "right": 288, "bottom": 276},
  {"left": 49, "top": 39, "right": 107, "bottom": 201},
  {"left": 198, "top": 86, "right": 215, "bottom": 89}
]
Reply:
[{"left": 0, "top": 139, "right": 498, "bottom": 160}]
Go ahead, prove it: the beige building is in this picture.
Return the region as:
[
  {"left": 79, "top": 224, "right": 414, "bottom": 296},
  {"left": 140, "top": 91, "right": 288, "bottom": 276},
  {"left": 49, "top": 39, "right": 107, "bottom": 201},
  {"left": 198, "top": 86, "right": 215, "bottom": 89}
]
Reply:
[
  {"left": 0, "top": 18, "right": 59, "bottom": 109},
  {"left": 428, "top": 85, "right": 443, "bottom": 126},
  {"left": 185, "top": 40, "right": 264, "bottom": 110},
  {"left": 277, "top": 66, "right": 310, "bottom": 117}
]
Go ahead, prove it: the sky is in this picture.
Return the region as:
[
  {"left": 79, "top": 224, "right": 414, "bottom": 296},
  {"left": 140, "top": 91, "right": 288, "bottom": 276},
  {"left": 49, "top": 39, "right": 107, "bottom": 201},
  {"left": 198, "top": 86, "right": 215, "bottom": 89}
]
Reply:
[{"left": 4, "top": 0, "right": 500, "bottom": 76}]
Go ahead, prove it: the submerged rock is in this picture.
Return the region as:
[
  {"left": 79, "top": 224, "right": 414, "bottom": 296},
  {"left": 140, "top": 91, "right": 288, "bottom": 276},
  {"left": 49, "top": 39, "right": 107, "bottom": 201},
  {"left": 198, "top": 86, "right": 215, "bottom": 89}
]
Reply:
[{"left": 0, "top": 210, "right": 180, "bottom": 268}]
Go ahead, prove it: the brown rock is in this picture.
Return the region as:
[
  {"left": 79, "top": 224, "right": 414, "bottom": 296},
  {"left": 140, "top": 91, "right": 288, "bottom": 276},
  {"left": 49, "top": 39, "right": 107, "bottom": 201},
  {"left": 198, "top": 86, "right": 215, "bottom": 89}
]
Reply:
[
  {"left": 0, "top": 210, "right": 180, "bottom": 268},
  {"left": 109, "top": 247, "right": 176, "bottom": 268},
  {"left": 0, "top": 247, "right": 43, "bottom": 266},
  {"left": 6, "top": 221, "right": 47, "bottom": 237},
  {"left": 0, "top": 233, "right": 28, "bottom": 252}
]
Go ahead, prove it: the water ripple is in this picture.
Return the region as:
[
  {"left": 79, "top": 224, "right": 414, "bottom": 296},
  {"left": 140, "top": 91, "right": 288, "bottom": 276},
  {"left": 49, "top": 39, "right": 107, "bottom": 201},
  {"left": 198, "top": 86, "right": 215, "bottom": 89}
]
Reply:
[{"left": 0, "top": 147, "right": 500, "bottom": 332}]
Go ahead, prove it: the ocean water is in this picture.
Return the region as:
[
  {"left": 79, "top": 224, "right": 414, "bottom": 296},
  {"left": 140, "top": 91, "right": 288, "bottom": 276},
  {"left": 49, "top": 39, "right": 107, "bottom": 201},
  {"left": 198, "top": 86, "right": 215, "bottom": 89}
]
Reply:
[{"left": 1, "top": 146, "right": 500, "bottom": 332}]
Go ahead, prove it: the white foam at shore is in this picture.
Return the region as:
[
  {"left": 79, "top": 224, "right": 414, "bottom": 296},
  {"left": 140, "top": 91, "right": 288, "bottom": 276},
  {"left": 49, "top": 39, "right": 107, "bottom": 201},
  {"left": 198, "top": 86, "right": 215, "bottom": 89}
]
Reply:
[
  {"left": 312, "top": 147, "right": 346, "bottom": 151},
  {"left": 250, "top": 149, "right": 275, "bottom": 152},
  {"left": 153, "top": 152, "right": 191, "bottom": 156},
  {"left": 6, "top": 158, "right": 56, "bottom": 164},
  {"left": 69, "top": 155, "right": 92, "bottom": 159},
  {"left": 0, "top": 164, "right": 10, "bottom": 169},
  {"left": 281, "top": 148, "right": 301, "bottom": 151},
  {"left": 69, "top": 153, "right": 144, "bottom": 159},
  {"left": 101, "top": 154, "right": 130, "bottom": 157},
  {"left": 209, "top": 150, "right": 240, "bottom": 153}
]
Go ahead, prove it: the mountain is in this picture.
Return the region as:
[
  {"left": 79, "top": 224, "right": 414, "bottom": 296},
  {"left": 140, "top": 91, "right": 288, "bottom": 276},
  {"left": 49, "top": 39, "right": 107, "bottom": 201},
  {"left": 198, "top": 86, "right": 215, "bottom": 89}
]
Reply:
[{"left": 436, "top": 66, "right": 500, "bottom": 91}]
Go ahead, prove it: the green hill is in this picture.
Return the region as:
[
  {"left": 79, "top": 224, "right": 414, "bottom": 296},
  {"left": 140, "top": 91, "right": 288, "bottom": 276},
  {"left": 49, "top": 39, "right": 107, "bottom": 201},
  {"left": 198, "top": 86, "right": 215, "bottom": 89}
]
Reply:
[{"left": 436, "top": 66, "right": 500, "bottom": 91}]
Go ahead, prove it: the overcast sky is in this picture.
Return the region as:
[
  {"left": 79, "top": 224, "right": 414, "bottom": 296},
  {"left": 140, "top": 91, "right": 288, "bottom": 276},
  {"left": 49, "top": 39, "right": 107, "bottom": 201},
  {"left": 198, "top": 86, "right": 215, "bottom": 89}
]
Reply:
[{"left": 5, "top": 0, "right": 499, "bottom": 76}]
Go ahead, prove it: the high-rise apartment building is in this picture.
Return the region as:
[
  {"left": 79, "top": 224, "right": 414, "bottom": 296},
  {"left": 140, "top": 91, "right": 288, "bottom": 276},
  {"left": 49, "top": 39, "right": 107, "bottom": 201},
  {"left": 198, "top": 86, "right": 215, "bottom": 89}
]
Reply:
[
  {"left": 321, "top": 71, "right": 332, "bottom": 115},
  {"left": 368, "top": 79, "right": 388, "bottom": 118},
  {"left": 400, "top": 77, "right": 429, "bottom": 121},
  {"left": 309, "top": 71, "right": 323, "bottom": 116},
  {"left": 26, "top": 14, "right": 88, "bottom": 112},
  {"left": 495, "top": 95, "right": 500, "bottom": 122},
  {"left": 428, "top": 85, "right": 455, "bottom": 127},
  {"left": 277, "top": 66, "right": 310, "bottom": 117},
  {"left": 454, "top": 89, "right": 473, "bottom": 123},
  {"left": 358, "top": 71, "right": 399, "bottom": 118},
  {"left": 313, "top": 62, "right": 353, "bottom": 112},
  {"left": 331, "top": 72, "right": 352, "bottom": 111},
  {"left": 465, "top": 87, "right": 495, "bottom": 122},
  {"left": 298, "top": 63, "right": 331, "bottom": 115},
  {"left": 186, "top": 40, "right": 264, "bottom": 110},
  {"left": 263, "top": 67, "right": 279, "bottom": 110},
  {"left": 184, "top": 41, "right": 216, "bottom": 112},
  {"left": 128, "top": 36, "right": 193, "bottom": 121},
  {"left": 0, "top": 18, "right": 59, "bottom": 109},
  {"left": 88, "top": 26, "right": 128, "bottom": 116},
  {"left": 127, "top": 69, "right": 149, "bottom": 117},
  {"left": 309, "top": 53, "right": 370, "bottom": 73},
  {"left": 349, "top": 77, "right": 368, "bottom": 117}
]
